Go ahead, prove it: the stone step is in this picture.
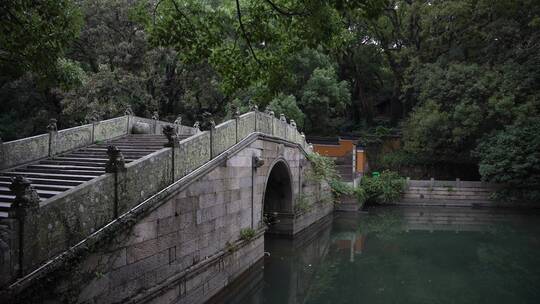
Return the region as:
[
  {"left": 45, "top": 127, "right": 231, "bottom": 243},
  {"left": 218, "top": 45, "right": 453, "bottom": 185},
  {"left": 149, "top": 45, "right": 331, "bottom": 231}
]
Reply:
[
  {"left": 404, "top": 189, "right": 493, "bottom": 196},
  {"left": 109, "top": 139, "right": 170, "bottom": 144},
  {"left": 93, "top": 144, "right": 166, "bottom": 149},
  {"left": 0, "top": 194, "right": 15, "bottom": 203},
  {"left": 0, "top": 176, "right": 83, "bottom": 187},
  {"left": 14, "top": 168, "right": 104, "bottom": 176},
  {"left": 403, "top": 214, "right": 512, "bottom": 222},
  {"left": 404, "top": 223, "right": 491, "bottom": 232},
  {"left": 398, "top": 199, "right": 494, "bottom": 207},
  {"left": 0, "top": 186, "right": 62, "bottom": 198},
  {"left": 2, "top": 171, "right": 96, "bottom": 181},
  {"left": 68, "top": 151, "right": 147, "bottom": 158},
  {"left": 49, "top": 157, "right": 134, "bottom": 164},
  {"left": 80, "top": 147, "right": 158, "bottom": 153},
  {"left": 39, "top": 160, "right": 108, "bottom": 167},
  {"left": 407, "top": 186, "right": 495, "bottom": 192},
  {"left": 401, "top": 210, "right": 511, "bottom": 218},
  {"left": 402, "top": 193, "right": 491, "bottom": 200},
  {"left": 0, "top": 181, "right": 73, "bottom": 192},
  {"left": 26, "top": 164, "right": 105, "bottom": 171},
  {"left": 0, "top": 201, "right": 12, "bottom": 211}
]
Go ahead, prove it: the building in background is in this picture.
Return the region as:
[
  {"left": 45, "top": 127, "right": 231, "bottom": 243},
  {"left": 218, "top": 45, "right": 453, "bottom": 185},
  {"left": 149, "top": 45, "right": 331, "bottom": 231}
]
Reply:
[{"left": 307, "top": 136, "right": 366, "bottom": 186}]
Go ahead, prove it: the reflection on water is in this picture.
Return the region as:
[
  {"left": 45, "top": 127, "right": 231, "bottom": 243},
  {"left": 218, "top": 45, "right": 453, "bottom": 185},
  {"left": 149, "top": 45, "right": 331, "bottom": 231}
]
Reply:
[{"left": 210, "top": 207, "right": 540, "bottom": 304}]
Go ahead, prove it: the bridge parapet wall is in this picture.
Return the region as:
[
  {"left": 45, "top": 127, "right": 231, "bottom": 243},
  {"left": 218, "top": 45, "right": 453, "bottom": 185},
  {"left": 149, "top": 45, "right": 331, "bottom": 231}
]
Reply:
[
  {"left": 175, "top": 132, "right": 211, "bottom": 178},
  {"left": 212, "top": 120, "right": 236, "bottom": 156},
  {"left": 0, "top": 115, "right": 195, "bottom": 170}
]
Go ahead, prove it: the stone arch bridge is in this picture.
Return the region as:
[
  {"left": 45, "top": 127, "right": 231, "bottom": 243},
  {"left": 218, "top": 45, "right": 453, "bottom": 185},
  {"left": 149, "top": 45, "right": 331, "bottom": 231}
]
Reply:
[{"left": 0, "top": 110, "right": 332, "bottom": 303}]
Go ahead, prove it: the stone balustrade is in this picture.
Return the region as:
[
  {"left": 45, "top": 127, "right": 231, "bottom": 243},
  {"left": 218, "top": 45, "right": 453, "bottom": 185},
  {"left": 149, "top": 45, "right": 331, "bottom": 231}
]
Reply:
[{"left": 0, "top": 115, "right": 197, "bottom": 170}]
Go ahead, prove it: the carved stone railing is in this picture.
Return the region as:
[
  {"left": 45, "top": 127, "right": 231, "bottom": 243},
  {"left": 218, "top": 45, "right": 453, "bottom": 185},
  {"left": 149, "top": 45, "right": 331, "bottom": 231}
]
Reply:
[
  {"left": 0, "top": 115, "right": 197, "bottom": 170},
  {"left": 0, "top": 109, "right": 311, "bottom": 288}
]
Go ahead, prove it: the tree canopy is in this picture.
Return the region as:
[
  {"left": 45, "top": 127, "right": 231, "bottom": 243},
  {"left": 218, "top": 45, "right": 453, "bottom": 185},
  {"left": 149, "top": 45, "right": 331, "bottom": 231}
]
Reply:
[{"left": 1, "top": 0, "right": 540, "bottom": 195}]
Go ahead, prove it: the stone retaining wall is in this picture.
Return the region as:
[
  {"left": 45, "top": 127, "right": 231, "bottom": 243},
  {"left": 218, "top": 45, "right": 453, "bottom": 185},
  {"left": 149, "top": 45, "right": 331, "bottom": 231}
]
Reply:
[{"left": 399, "top": 179, "right": 499, "bottom": 207}]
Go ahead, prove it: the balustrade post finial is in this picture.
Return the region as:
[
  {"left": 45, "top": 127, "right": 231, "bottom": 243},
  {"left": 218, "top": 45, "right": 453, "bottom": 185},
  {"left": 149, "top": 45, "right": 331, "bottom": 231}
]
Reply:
[
  {"left": 174, "top": 115, "right": 182, "bottom": 126},
  {"left": 9, "top": 176, "right": 40, "bottom": 217},
  {"left": 290, "top": 119, "right": 297, "bottom": 129},
  {"left": 201, "top": 112, "right": 215, "bottom": 131},
  {"left": 174, "top": 114, "right": 183, "bottom": 134},
  {"left": 47, "top": 118, "right": 58, "bottom": 157},
  {"left": 47, "top": 118, "right": 58, "bottom": 132},
  {"left": 249, "top": 103, "right": 258, "bottom": 112},
  {"left": 105, "top": 145, "right": 126, "bottom": 173},
  {"left": 279, "top": 114, "right": 286, "bottom": 122},
  {"left": 125, "top": 106, "right": 134, "bottom": 116},
  {"left": 87, "top": 111, "right": 100, "bottom": 124},
  {"left": 151, "top": 111, "right": 160, "bottom": 134},
  {"left": 231, "top": 105, "right": 240, "bottom": 119},
  {"left": 162, "top": 125, "right": 178, "bottom": 147}
]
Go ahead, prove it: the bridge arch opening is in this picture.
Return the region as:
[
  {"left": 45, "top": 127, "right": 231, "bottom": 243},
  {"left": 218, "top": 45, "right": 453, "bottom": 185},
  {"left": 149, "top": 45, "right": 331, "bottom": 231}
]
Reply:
[{"left": 263, "top": 160, "right": 293, "bottom": 216}]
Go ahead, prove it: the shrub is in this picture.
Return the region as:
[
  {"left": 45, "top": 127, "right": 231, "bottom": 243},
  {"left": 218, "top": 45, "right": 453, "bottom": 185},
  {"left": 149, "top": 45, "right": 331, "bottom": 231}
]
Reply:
[
  {"left": 328, "top": 179, "right": 354, "bottom": 197},
  {"left": 307, "top": 152, "right": 352, "bottom": 202},
  {"left": 294, "top": 194, "right": 312, "bottom": 214},
  {"left": 239, "top": 228, "right": 256, "bottom": 241},
  {"left": 306, "top": 152, "right": 339, "bottom": 182},
  {"left": 356, "top": 170, "right": 406, "bottom": 204},
  {"left": 355, "top": 187, "right": 367, "bottom": 208}
]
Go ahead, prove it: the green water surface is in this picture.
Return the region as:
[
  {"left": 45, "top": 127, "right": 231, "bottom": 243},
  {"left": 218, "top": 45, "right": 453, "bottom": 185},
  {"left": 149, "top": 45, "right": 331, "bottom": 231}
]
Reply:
[{"left": 214, "top": 207, "right": 540, "bottom": 304}]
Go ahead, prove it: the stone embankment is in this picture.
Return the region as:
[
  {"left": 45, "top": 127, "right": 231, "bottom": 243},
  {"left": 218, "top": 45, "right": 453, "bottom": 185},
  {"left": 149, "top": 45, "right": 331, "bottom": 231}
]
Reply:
[{"left": 399, "top": 179, "right": 498, "bottom": 207}]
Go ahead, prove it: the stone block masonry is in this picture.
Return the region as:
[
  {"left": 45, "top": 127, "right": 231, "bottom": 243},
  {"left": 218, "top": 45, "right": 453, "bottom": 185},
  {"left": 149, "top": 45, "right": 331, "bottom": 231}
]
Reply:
[
  {"left": 0, "top": 110, "right": 328, "bottom": 303},
  {"left": 68, "top": 139, "right": 327, "bottom": 304},
  {"left": 399, "top": 179, "right": 501, "bottom": 207}
]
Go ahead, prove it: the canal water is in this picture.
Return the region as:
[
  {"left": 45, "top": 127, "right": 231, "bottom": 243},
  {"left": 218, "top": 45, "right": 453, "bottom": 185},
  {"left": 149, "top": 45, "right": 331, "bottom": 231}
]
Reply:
[{"left": 210, "top": 206, "right": 540, "bottom": 304}]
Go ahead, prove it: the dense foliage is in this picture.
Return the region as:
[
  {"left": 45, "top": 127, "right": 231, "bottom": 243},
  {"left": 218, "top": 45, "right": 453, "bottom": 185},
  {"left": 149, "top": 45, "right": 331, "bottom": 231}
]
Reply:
[
  {"left": 306, "top": 152, "right": 353, "bottom": 200},
  {"left": 1, "top": 0, "right": 540, "bottom": 197},
  {"left": 474, "top": 118, "right": 540, "bottom": 201},
  {"left": 356, "top": 171, "right": 406, "bottom": 205}
]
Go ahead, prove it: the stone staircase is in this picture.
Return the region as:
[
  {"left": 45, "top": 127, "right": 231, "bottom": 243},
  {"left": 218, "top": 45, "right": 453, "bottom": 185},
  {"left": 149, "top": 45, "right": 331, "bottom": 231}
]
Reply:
[
  {"left": 0, "top": 134, "right": 190, "bottom": 218},
  {"left": 335, "top": 152, "right": 353, "bottom": 182}
]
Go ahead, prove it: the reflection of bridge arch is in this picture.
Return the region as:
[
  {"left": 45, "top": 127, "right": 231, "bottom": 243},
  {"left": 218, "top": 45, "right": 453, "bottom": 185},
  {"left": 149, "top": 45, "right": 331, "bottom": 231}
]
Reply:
[{"left": 263, "top": 158, "right": 293, "bottom": 215}]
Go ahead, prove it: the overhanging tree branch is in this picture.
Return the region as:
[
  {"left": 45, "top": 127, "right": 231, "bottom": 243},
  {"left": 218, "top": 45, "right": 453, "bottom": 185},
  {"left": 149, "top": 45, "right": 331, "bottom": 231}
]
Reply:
[
  {"left": 235, "top": 0, "right": 261, "bottom": 66},
  {"left": 263, "top": 0, "right": 306, "bottom": 17}
]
